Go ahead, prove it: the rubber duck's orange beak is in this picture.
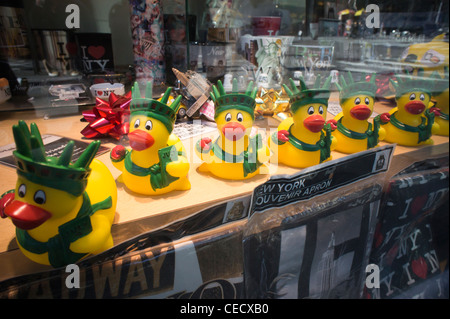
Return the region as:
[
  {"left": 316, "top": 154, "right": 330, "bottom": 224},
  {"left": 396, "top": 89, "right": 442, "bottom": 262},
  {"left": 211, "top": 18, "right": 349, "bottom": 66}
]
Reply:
[
  {"left": 350, "top": 105, "right": 372, "bottom": 120},
  {"left": 404, "top": 101, "right": 426, "bottom": 115},
  {"left": 128, "top": 129, "right": 155, "bottom": 151},
  {"left": 4, "top": 200, "right": 51, "bottom": 230},
  {"left": 222, "top": 122, "right": 246, "bottom": 141},
  {"left": 303, "top": 115, "right": 325, "bottom": 133}
]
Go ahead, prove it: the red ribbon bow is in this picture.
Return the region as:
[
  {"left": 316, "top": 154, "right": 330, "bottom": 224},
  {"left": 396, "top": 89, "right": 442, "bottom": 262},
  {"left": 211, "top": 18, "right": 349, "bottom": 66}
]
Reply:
[
  {"left": 81, "top": 91, "right": 132, "bottom": 140},
  {"left": 367, "top": 73, "right": 396, "bottom": 97}
]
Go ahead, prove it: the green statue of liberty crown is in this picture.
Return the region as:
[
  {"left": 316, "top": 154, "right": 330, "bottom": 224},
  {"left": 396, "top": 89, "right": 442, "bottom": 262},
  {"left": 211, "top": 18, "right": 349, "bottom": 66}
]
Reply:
[
  {"left": 390, "top": 69, "right": 436, "bottom": 100},
  {"left": 12, "top": 121, "right": 100, "bottom": 197},
  {"left": 130, "top": 82, "right": 182, "bottom": 133},
  {"left": 283, "top": 75, "right": 332, "bottom": 114},
  {"left": 336, "top": 72, "right": 377, "bottom": 104},
  {"left": 210, "top": 79, "right": 258, "bottom": 120}
]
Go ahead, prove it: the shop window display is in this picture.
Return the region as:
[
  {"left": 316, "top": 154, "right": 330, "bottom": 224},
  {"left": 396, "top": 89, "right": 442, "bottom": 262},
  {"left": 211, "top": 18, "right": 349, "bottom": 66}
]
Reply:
[{"left": 0, "top": 0, "right": 448, "bottom": 301}]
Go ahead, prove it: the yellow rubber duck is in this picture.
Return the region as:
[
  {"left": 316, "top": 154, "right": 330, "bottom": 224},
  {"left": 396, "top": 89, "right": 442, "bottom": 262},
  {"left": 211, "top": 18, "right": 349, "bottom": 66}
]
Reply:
[
  {"left": 429, "top": 66, "right": 449, "bottom": 136},
  {"left": 381, "top": 72, "right": 440, "bottom": 146},
  {"left": 269, "top": 76, "right": 335, "bottom": 168},
  {"left": 0, "top": 121, "right": 117, "bottom": 268},
  {"left": 331, "top": 72, "right": 390, "bottom": 154},
  {"left": 195, "top": 79, "right": 270, "bottom": 180},
  {"left": 398, "top": 34, "right": 448, "bottom": 136},
  {"left": 110, "top": 83, "right": 190, "bottom": 195}
]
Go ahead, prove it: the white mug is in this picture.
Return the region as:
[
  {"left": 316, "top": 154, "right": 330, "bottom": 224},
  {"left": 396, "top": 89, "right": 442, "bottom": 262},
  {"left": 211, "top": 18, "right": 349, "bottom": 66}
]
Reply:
[{"left": 89, "top": 83, "right": 125, "bottom": 100}]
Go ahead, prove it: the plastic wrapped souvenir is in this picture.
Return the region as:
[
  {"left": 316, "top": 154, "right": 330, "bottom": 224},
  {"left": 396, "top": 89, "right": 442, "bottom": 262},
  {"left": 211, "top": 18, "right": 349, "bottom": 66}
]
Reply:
[
  {"left": 269, "top": 76, "right": 336, "bottom": 168},
  {"left": 110, "top": 83, "right": 191, "bottom": 195},
  {"left": 195, "top": 79, "right": 270, "bottom": 180},
  {"left": 381, "top": 72, "right": 440, "bottom": 146},
  {"left": 330, "top": 72, "right": 390, "bottom": 154},
  {"left": 0, "top": 121, "right": 117, "bottom": 267}
]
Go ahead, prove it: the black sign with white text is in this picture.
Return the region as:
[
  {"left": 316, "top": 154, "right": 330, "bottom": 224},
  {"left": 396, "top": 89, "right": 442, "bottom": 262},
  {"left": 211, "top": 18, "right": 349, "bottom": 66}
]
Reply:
[{"left": 250, "top": 145, "right": 394, "bottom": 214}]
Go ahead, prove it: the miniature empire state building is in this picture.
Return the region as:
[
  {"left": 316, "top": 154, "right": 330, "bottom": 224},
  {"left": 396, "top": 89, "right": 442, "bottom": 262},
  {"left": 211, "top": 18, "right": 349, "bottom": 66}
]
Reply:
[
  {"left": 172, "top": 68, "right": 212, "bottom": 117},
  {"left": 318, "top": 232, "right": 338, "bottom": 298}
]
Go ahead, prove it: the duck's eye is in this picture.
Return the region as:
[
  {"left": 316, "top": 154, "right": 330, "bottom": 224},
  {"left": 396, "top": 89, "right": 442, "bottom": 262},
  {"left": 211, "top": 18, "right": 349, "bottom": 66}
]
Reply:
[
  {"left": 318, "top": 105, "right": 324, "bottom": 114},
  {"left": 236, "top": 112, "right": 244, "bottom": 122},
  {"left": 34, "top": 190, "right": 46, "bottom": 205},
  {"left": 307, "top": 106, "right": 314, "bottom": 115},
  {"left": 409, "top": 93, "right": 416, "bottom": 100},
  {"left": 145, "top": 120, "right": 152, "bottom": 130},
  {"left": 420, "top": 93, "right": 425, "bottom": 101},
  {"left": 365, "top": 97, "right": 370, "bottom": 105},
  {"left": 133, "top": 119, "right": 140, "bottom": 129},
  {"left": 355, "top": 97, "right": 361, "bottom": 105},
  {"left": 18, "top": 184, "right": 26, "bottom": 197},
  {"left": 225, "top": 113, "right": 232, "bottom": 122}
]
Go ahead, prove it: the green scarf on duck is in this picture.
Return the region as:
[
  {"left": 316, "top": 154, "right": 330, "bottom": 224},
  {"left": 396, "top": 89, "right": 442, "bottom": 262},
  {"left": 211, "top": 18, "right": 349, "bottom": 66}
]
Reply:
[
  {"left": 336, "top": 115, "right": 382, "bottom": 149},
  {"left": 16, "top": 192, "right": 112, "bottom": 268},
  {"left": 271, "top": 124, "right": 333, "bottom": 163},
  {"left": 382, "top": 109, "right": 435, "bottom": 144},
  {"left": 121, "top": 146, "right": 185, "bottom": 191},
  {"left": 210, "top": 134, "right": 264, "bottom": 177}
]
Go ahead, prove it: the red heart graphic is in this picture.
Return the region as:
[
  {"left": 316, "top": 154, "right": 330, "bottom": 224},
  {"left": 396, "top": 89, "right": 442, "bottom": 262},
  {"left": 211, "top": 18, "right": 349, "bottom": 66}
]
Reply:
[
  {"left": 411, "top": 195, "right": 428, "bottom": 215},
  {"left": 97, "top": 90, "right": 103, "bottom": 96},
  {"left": 374, "top": 223, "right": 384, "bottom": 248},
  {"left": 88, "top": 45, "right": 105, "bottom": 59},
  {"left": 66, "top": 42, "right": 78, "bottom": 55},
  {"left": 411, "top": 256, "right": 428, "bottom": 279}
]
